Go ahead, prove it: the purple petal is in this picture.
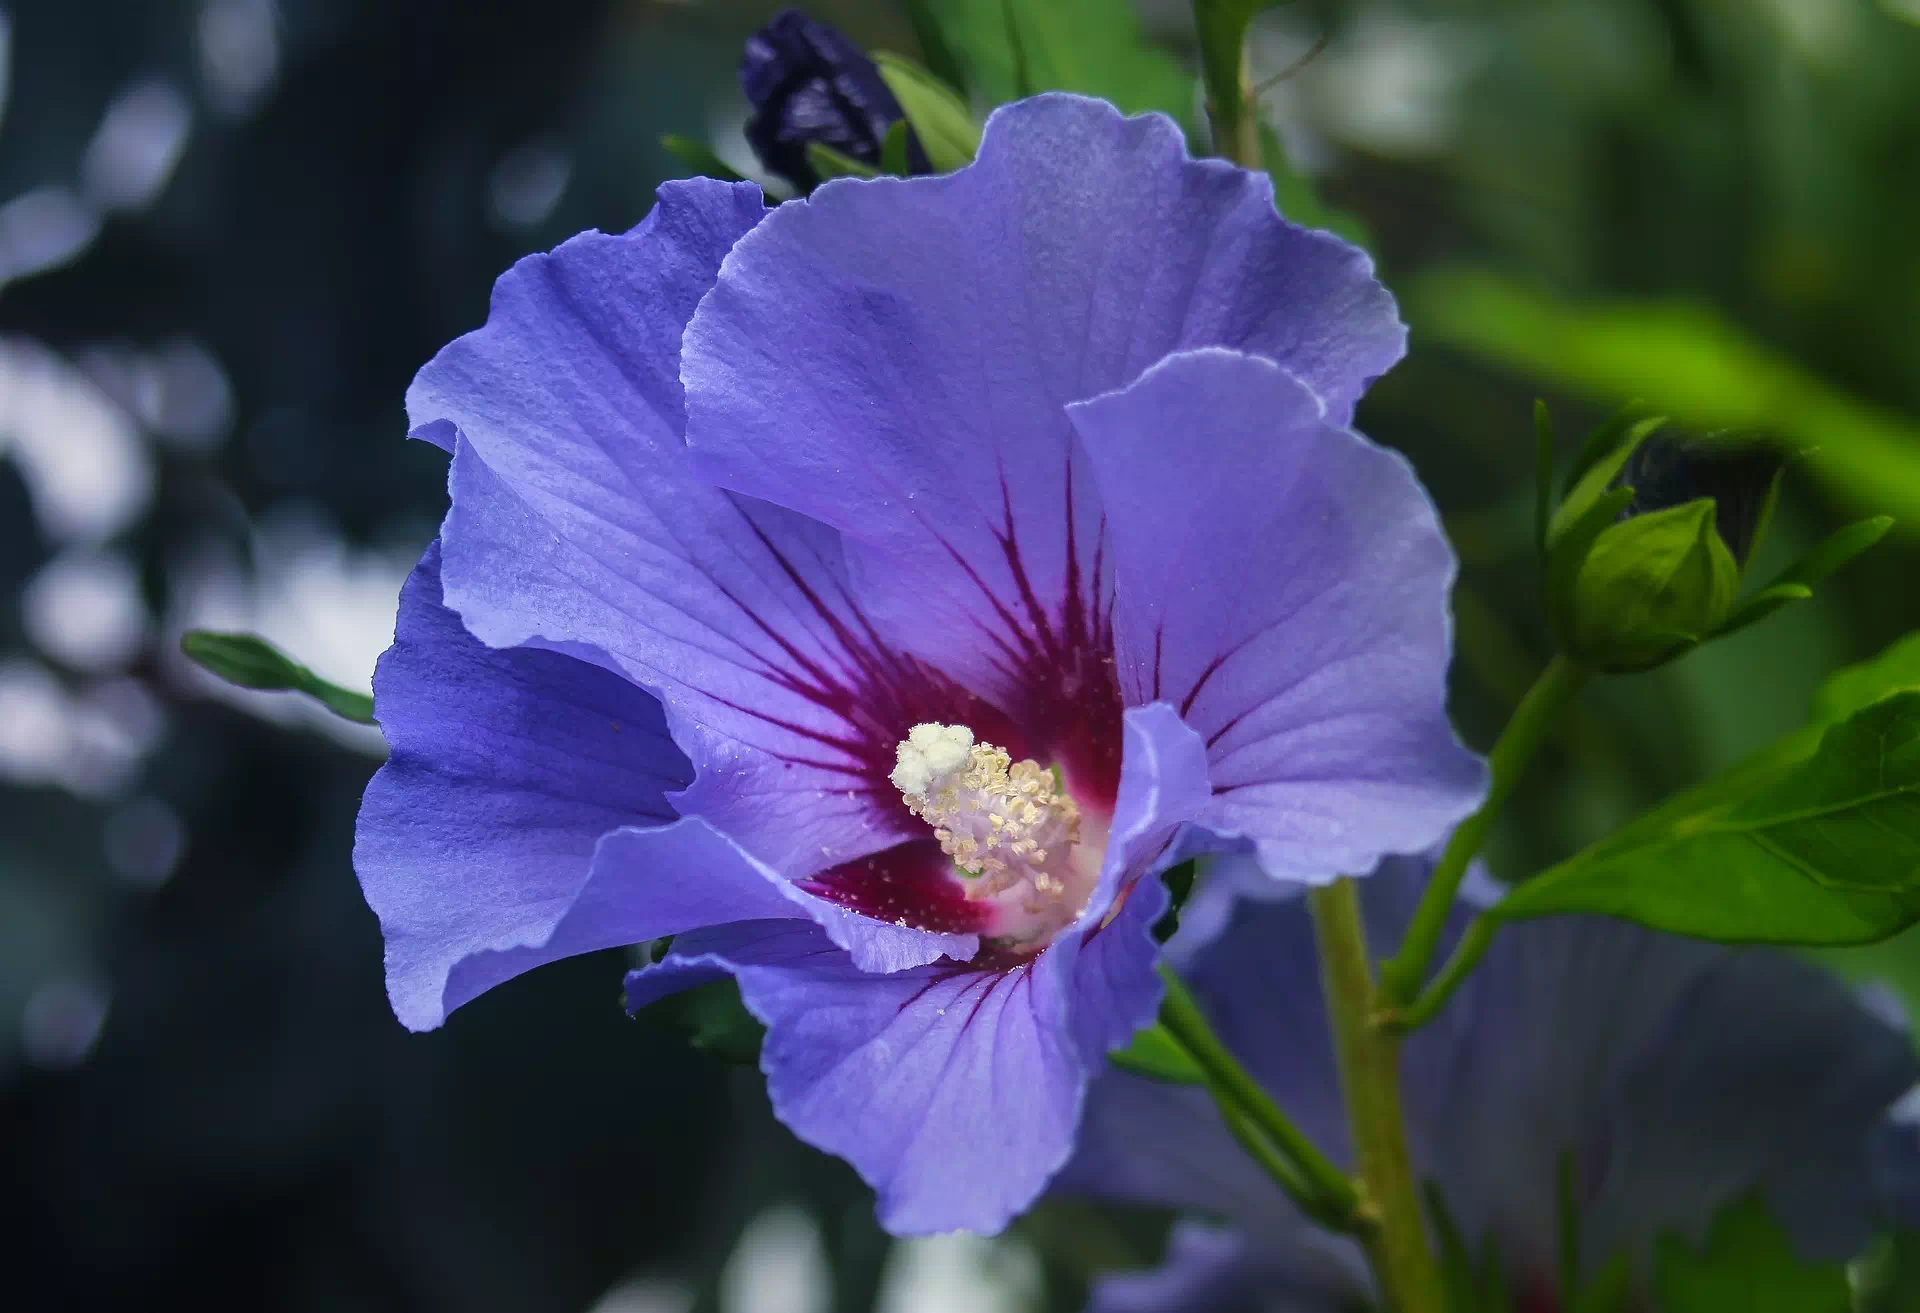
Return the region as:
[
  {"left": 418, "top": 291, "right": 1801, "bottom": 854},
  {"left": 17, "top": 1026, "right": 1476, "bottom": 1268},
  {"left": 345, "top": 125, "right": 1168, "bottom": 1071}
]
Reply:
[
  {"left": 1087, "top": 1222, "right": 1362, "bottom": 1313},
  {"left": 682, "top": 94, "right": 1401, "bottom": 789},
  {"left": 1083, "top": 855, "right": 1919, "bottom": 1288},
  {"left": 621, "top": 705, "right": 1195, "bottom": 1236},
  {"left": 412, "top": 177, "right": 1009, "bottom": 886},
  {"left": 1060, "top": 1073, "right": 1291, "bottom": 1225},
  {"left": 353, "top": 543, "right": 693, "bottom": 1031},
  {"left": 1871, "top": 1114, "right": 1920, "bottom": 1231},
  {"left": 1068, "top": 348, "right": 1486, "bottom": 882},
  {"left": 623, "top": 918, "right": 845, "bottom": 1014},
  {"left": 471, "top": 813, "right": 977, "bottom": 992},
  {"left": 1415, "top": 909, "right": 1920, "bottom": 1270},
  {"left": 1057, "top": 702, "right": 1204, "bottom": 1059},
  {"left": 1577, "top": 942, "right": 1915, "bottom": 1264}
]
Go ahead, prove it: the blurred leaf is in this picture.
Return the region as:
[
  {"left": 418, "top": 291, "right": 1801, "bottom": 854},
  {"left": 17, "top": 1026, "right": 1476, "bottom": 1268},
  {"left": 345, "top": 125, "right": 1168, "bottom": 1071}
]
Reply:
[
  {"left": 879, "top": 119, "right": 911, "bottom": 176},
  {"left": 1567, "top": 1255, "right": 1634, "bottom": 1313},
  {"left": 1854, "top": 1231, "right": 1920, "bottom": 1313},
  {"left": 1109, "top": 1023, "right": 1204, "bottom": 1084},
  {"left": 181, "top": 631, "right": 375, "bottom": 725},
  {"left": 1259, "top": 126, "right": 1372, "bottom": 248},
  {"left": 806, "top": 142, "right": 879, "bottom": 181},
  {"left": 1411, "top": 269, "right": 1920, "bottom": 530},
  {"left": 898, "top": 0, "right": 969, "bottom": 92},
  {"left": 1494, "top": 690, "right": 1920, "bottom": 945},
  {"left": 999, "top": 0, "right": 1035, "bottom": 99},
  {"left": 1533, "top": 400, "right": 1555, "bottom": 559},
  {"left": 1814, "top": 630, "right": 1920, "bottom": 727},
  {"left": 1152, "top": 860, "right": 1197, "bottom": 942},
  {"left": 659, "top": 134, "right": 748, "bottom": 184},
  {"left": 915, "top": 0, "right": 1195, "bottom": 132},
  {"left": 1426, "top": 1183, "right": 1509, "bottom": 1312},
  {"left": 873, "top": 53, "right": 980, "bottom": 172},
  {"left": 1652, "top": 1195, "right": 1849, "bottom": 1312},
  {"left": 644, "top": 977, "right": 764, "bottom": 1066}
]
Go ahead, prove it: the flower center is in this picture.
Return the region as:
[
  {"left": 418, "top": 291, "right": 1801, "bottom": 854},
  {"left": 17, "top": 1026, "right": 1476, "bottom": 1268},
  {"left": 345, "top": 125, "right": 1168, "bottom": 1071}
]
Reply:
[{"left": 891, "top": 722, "right": 1096, "bottom": 942}]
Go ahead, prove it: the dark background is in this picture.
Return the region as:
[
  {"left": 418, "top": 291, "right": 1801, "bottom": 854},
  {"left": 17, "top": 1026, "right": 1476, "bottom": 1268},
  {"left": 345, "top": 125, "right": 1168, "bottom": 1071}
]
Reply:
[{"left": 4, "top": 1, "right": 1920, "bottom": 1310}]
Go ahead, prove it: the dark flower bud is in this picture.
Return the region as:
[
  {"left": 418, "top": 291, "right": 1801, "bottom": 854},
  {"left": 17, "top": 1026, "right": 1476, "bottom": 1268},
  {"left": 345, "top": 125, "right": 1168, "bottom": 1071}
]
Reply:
[
  {"left": 740, "top": 9, "right": 928, "bottom": 190},
  {"left": 1618, "top": 433, "right": 1783, "bottom": 567}
]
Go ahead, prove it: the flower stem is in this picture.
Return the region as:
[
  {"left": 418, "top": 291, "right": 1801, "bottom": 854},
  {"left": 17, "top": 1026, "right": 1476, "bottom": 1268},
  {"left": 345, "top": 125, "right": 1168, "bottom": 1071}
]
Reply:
[
  {"left": 1380, "top": 653, "right": 1589, "bottom": 1005},
  {"left": 1193, "top": 0, "right": 1263, "bottom": 169},
  {"left": 1157, "top": 965, "right": 1359, "bottom": 1226},
  {"left": 1310, "top": 879, "right": 1443, "bottom": 1313},
  {"left": 1383, "top": 914, "right": 1498, "bottom": 1034}
]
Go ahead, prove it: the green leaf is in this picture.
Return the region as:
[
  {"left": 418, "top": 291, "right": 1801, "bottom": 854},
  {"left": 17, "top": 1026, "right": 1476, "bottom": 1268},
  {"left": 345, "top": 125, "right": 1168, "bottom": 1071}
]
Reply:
[
  {"left": 1707, "top": 582, "right": 1814, "bottom": 642},
  {"left": 1653, "top": 1195, "right": 1850, "bottom": 1312},
  {"left": 1548, "top": 414, "right": 1665, "bottom": 545},
  {"left": 1561, "top": 403, "right": 1655, "bottom": 500},
  {"left": 1543, "top": 485, "right": 1635, "bottom": 644},
  {"left": 643, "top": 977, "right": 765, "bottom": 1066},
  {"left": 1706, "top": 515, "right": 1885, "bottom": 642},
  {"left": 1533, "top": 400, "right": 1555, "bottom": 561},
  {"left": 873, "top": 53, "right": 980, "bottom": 173},
  {"left": 180, "top": 631, "right": 375, "bottom": 725},
  {"left": 806, "top": 142, "right": 879, "bottom": 181},
  {"left": 1854, "top": 1230, "right": 1920, "bottom": 1313},
  {"left": 999, "top": 0, "right": 1034, "bottom": 99},
  {"left": 898, "top": 0, "right": 969, "bottom": 92},
  {"left": 658, "top": 134, "right": 747, "bottom": 184},
  {"left": 1814, "top": 630, "right": 1920, "bottom": 727},
  {"left": 1776, "top": 514, "right": 1894, "bottom": 590},
  {"left": 1409, "top": 268, "right": 1920, "bottom": 532},
  {"left": 1494, "top": 690, "right": 1920, "bottom": 945},
  {"left": 1566, "top": 1254, "right": 1634, "bottom": 1313},
  {"left": 913, "top": 0, "right": 1195, "bottom": 131},
  {"left": 879, "top": 119, "right": 911, "bottom": 176},
  {"left": 1109, "top": 1023, "right": 1204, "bottom": 1084},
  {"left": 1426, "top": 1183, "right": 1483, "bottom": 1313},
  {"left": 1425, "top": 1183, "right": 1508, "bottom": 1312}
]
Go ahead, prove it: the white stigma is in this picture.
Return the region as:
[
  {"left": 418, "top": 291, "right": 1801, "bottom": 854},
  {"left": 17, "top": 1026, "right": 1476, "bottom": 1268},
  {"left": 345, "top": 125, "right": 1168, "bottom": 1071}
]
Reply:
[
  {"left": 889, "top": 722, "right": 976, "bottom": 797},
  {"left": 891, "top": 721, "right": 1082, "bottom": 910}
]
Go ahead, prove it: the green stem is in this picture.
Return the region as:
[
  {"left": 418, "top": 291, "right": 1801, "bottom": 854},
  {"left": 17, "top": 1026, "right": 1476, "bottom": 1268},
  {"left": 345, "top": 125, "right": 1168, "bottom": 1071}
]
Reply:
[
  {"left": 1194, "top": 1, "right": 1262, "bottom": 169},
  {"left": 1311, "top": 879, "right": 1443, "bottom": 1313},
  {"left": 1384, "top": 915, "right": 1498, "bottom": 1033},
  {"left": 1157, "top": 965, "right": 1359, "bottom": 1224},
  {"left": 1381, "top": 653, "right": 1589, "bottom": 1004},
  {"left": 1212, "top": 1096, "right": 1340, "bottom": 1229}
]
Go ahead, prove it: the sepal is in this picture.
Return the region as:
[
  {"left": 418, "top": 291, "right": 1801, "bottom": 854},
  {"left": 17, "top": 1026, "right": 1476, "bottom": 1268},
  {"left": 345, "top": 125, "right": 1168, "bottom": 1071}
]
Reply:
[
  {"left": 181, "top": 630, "right": 374, "bottom": 724},
  {"left": 873, "top": 53, "right": 979, "bottom": 173},
  {"left": 1108, "top": 1023, "right": 1205, "bottom": 1084}
]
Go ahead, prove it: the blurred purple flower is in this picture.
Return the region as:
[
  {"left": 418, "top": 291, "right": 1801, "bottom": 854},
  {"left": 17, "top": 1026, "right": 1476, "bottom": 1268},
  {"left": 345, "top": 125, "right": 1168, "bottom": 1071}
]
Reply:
[
  {"left": 740, "top": 8, "right": 925, "bottom": 189},
  {"left": 354, "top": 95, "right": 1484, "bottom": 1234},
  {"left": 1063, "top": 857, "right": 1920, "bottom": 1307}
]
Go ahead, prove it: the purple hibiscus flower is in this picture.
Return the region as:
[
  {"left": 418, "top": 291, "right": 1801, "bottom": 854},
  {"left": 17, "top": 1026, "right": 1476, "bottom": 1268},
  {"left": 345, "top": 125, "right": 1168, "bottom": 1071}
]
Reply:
[
  {"left": 1063, "top": 857, "right": 1920, "bottom": 1309},
  {"left": 354, "top": 94, "right": 1486, "bottom": 1234}
]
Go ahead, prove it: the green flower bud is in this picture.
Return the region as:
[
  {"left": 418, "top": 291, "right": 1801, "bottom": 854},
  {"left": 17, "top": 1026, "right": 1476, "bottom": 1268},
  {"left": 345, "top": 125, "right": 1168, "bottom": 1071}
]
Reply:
[
  {"left": 1543, "top": 425, "right": 1780, "bottom": 673},
  {"left": 1565, "top": 498, "right": 1743, "bottom": 671}
]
